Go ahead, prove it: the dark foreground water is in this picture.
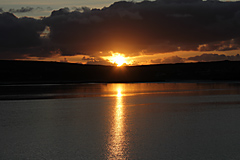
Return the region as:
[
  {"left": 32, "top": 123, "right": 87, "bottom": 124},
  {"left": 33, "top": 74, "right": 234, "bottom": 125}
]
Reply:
[{"left": 1, "top": 83, "right": 240, "bottom": 160}]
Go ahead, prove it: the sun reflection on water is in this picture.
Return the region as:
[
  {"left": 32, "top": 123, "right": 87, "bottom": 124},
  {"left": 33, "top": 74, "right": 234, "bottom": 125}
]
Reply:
[{"left": 108, "top": 85, "right": 127, "bottom": 159}]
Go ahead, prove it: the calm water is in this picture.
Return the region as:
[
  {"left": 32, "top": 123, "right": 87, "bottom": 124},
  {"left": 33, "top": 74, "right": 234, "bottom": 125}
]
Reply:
[{"left": 1, "top": 83, "right": 240, "bottom": 159}]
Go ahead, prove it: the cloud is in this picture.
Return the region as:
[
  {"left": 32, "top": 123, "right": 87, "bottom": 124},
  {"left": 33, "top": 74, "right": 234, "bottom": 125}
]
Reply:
[
  {"left": 188, "top": 53, "right": 240, "bottom": 62},
  {"left": 151, "top": 55, "right": 185, "bottom": 64},
  {"left": 7, "top": 6, "right": 52, "bottom": 14},
  {"left": 151, "top": 58, "right": 162, "bottom": 64},
  {"left": 151, "top": 53, "right": 240, "bottom": 64},
  {"left": 161, "top": 56, "right": 185, "bottom": 64},
  {"left": 72, "top": 6, "right": 91, "bottom": 13},
  {"left": 198, "top": 39, "right": 240, "bottom": 51},
  {"left": 42, "top": 0, "right": 240, "bottom": 56},
  {"left": 0, "top": 12, "right": 49, "bottom": 59},
  {"left": 84, "top": 57, "right": 112, "bottom": 65},
  {"left": 82, "top": 56, "right": 95, "bottom": 61},
  {"left": 0, "top": 12, "right": 45, "bottom": 47},
  {"left": 1, "top": 0, "right": 240, "bottom": 62},
  {"left": 9, "top": 7, "right": 34, "bottom": 13},
  {"left": 0, "top": 8, "right": 3, "bottom": 13}
]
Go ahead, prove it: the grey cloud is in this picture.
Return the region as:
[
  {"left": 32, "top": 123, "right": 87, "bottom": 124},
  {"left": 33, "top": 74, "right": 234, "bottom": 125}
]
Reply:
[
  {"left": 151, "top": 53, "right": 240, "bottom": 64},
  {"left": 0, "top": 12, "right": 45, "bottom": 48},
  {"left": 158, "top": 0, "right": 203, "bottom": 3},
  {"left": 36, "top": 7, "right": 43, "bottom": 10},
  {"left": 2, "top": 0, "right": 240, "bottom": 61},
  {"left": 8, "top": 6, "right": 54, "bottom": 14},
  {"left": 167, "top": 14, "right": 193, "bottom": 18},
  {"left": 86, "top": 57, "right": 112, "bottom": 65},
  {"left": 82, "top": 56, "right": 95, "bottom": 61},
  {"left": 9, "top": 7, "right": 34, "bottom": 13},
  {"left": 46, "top": 7, "right": 53, "bottom": 11},
  {"left": 198, "top": 39, "right": 240, "bottom": 51},
  {"left": 188, "top": 53, "right": 240, "bottom": 62},
  {"left": 72, "top": 7, "right": 91, "bottom": 13},
  {"left": 0, "top": 8, "right": 3, "bottom": 13},
  {"left": 43, "top": 0, "right": 240, "bottom": 57},
  {"left": 151, "top": 55, "right": 185, "bottom": 64},
  {"left": 117, "top": 10, "right": 142, "bottom": 20},
  {"left": 161, "top": 56, "right": 185, "bottom": 64},
  {"left": 0, "top": 12, "right": 47, "bottom": 59}
]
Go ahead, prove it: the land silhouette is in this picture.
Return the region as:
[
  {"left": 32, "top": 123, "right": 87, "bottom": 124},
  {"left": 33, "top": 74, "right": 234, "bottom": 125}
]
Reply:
[{"left": 1, "top": 60, "right": 240, "bottom": 84}]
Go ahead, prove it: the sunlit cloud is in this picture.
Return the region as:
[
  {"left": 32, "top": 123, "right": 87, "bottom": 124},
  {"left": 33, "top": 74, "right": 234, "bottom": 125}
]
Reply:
[
  {"left": 104, "top": 52, "right": 128, "bottom": 67},
  {"left": 1, "top": 0, "right": 240, "bottom": 64}
]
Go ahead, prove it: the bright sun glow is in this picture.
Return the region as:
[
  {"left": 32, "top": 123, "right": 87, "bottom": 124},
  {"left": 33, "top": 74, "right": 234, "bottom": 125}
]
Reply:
[
  {"left": 117, "top": 88, "right": 122, "bottom": 97},
  {"left": 111, "top": 53, "right": 127, "bottom": 67}
]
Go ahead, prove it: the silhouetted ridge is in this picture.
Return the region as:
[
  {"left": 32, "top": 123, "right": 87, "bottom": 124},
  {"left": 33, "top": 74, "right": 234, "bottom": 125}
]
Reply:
[{"left": 1, "top": 60, "right": 240, "bottom": 84}]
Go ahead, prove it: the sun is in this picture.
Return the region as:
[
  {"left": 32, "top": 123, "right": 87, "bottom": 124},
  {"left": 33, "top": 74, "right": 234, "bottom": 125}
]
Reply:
[{"left": 111, "top": 53, "right": 126, "bottom": 67}]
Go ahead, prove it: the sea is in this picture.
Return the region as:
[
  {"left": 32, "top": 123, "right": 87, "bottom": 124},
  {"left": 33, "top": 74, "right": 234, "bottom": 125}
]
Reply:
[{"left": 1, "top": 82, "right": 240, "bottom": 160}]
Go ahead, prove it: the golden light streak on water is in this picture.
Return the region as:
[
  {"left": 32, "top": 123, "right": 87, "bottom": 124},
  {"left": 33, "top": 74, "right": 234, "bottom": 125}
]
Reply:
[{"left": 108, "top": 85, "right": 127, "bottom": 159}]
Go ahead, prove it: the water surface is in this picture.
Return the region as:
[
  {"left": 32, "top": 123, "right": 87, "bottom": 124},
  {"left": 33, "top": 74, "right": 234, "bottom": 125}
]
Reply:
[{"left": 1, "top": 83, "right": 240, "bottom": 159}]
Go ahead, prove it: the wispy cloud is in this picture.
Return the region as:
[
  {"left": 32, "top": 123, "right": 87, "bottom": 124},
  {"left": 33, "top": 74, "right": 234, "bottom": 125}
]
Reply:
[
  {"left": 7, "top": 6, "right": 53, "bottom": 13},
  {"left": 9, "top": 7, "right": 34, "bottom": 13}
]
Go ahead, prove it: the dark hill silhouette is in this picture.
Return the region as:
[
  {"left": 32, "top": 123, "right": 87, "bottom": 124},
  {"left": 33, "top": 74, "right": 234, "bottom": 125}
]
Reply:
[{"left": 1, "top": 60, "right": 240, "bottom": 84}]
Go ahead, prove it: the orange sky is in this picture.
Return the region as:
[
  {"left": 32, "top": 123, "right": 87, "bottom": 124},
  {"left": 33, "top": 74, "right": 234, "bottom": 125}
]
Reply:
[{"left": 25, "top": 49, "right": 240, "bottom": 66}]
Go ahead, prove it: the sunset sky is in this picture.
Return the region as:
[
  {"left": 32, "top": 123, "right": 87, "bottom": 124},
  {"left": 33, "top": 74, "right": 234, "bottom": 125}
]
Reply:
[{"left": 1, "top": 0, "right": 240, "bottom": 65}]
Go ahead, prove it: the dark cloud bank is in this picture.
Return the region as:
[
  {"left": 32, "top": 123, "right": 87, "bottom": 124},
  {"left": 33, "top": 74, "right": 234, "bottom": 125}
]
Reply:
[
  {"left": 1, "top": 0, "right": 240, "bottom": 63},
  {"left": 151, "top": 53, "right": 240, "bottom": 64}
]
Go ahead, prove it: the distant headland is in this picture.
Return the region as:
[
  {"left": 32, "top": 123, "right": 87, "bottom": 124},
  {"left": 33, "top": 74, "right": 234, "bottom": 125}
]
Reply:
[{"left": 1, "top": 60, "right": 240, "bottom": 85}]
